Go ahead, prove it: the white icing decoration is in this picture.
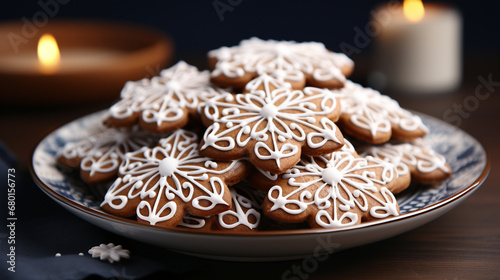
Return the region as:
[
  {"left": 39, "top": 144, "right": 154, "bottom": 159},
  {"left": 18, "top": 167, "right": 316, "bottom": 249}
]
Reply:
[
  {"left": 217, "top": 188, "right": 261, "bottom": 229},
  {"left": 158, "top": 157, "right": 179, "bottom": 177},
  {"left": 362, "top": 144, "right": 410, "bottom": 176},
  {"left": 321, "top": 166, "right": 343, "bottom": 186},
  {"left": 59, "top": 125, "right": 156, "bottom": 176},
  {"left": 101, "top": 130, "right": 241, "bottom": 226},
  {"left": 266, "top": 152, "right": 399, "bottom": 228},
  {"left": 108, "top": 61, "right": 223, "bottom": 128},
  {"left": 336, "top": 81, "right": 429, "bottom": 138},
  {"left": 178, "top": 214, "right": 207, "bottom": 229},
  {"left": 340, "top": 138, "right": 356, "bottom": 154},
  {"left": 361, "top": 139, "right": 450, "bottom": 175},
  {"left": 108, "top": 80, "right": 150, "bottom": 120},
  {"left": 365, "top": 156, "right": 398, "bottom": 185},
  {"left": 244, "top": 72, "right": 293, "bottom": 92},
  {"left": 199, "top": 74, "right": 343, "bottom": 169},
  {"left": 204, "top": 161, "right": 218, "bottom": 169},
  {"left": 254, "top": 138, "right": 359, "bottom": 182},
  {"left": 209, "top": 37, "right": 353, "bottom": 83},
  {"left": 178, "top": 184, "right": 263, "bottom": 230},
  {"left": 88, "top": 243, "right": 130, "bottom": 263}
]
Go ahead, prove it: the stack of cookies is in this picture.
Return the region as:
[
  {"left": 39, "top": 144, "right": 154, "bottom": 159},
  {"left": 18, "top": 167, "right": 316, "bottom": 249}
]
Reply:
[{"left": 57, "top": 38, "right": 452, "bottom": 232}]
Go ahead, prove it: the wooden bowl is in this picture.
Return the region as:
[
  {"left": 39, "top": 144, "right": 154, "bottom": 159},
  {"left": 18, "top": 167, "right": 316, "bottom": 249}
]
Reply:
[{"left": 0, "top": 20, "right": 173, "bottom": 105}]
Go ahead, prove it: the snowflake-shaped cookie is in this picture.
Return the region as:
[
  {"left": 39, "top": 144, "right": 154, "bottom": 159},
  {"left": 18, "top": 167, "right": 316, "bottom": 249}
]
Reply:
[
  {"left": 257, "top": 151, "right": 400, "bottom": 228},
  {"left": 248, "top": 137, "right": 407, "bottom": 195},
  {"left": 178, "top": 183, "right": 264, "bottom": 232},
  {"left": 209, "top": 37, "right": 354, "bottom": 89},
  {"left": 100, "top": 129, "right": 250, "bottom": 228},
  {"left": 57, "top": 125, "right": 158, "bottom": 184},
  {"left": 198, "top": 74, "right": 345, "bottom": 174},
  {"left": 88, "top": 243, "right": 130, "bottom": 263},
  {"left": 105, "top": 61, "right": 223, "bottom": 133},
  {"left": 361, "top": 138, "right": 452, "bottom": 185},
  {"left": 335, "top": 81, "right": 428, "bottom": 144},
  {"left": 248, "top": 138, "right": 361, "bottom": 191}
]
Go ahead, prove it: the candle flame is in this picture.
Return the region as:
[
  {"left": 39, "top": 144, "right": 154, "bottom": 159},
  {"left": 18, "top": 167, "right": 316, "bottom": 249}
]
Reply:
[
  {"left": 403, "top": 0, "right": 425, "bottom": 23},
  {"left": 37, "top": 33, "right": 60, "bottom": 73}
]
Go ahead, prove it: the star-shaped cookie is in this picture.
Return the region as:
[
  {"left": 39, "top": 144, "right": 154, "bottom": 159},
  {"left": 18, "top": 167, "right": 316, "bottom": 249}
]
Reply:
[
  {"left": 254, "top": 151, "right": 400, "bottom": 228},
  {"left": 198, "top": 74, "right": 345, "bottom": 174},
  {"left": 209, "top": 37, "right": 354, "bottom": 90},
  {"left": 100, "top": 129, "right": 251, "bottom": 228},
  {"left": 335, "top": 81, "right": 428, "bottom": 144},
  {"left": 105, "top": 61, "right": 223, "bottom": 133},
  {"left": 57, "top": 125, "right": 159, "bottom": 184},
  {"left": 361, "top": 138, "right": 452, "bottom": 185}
]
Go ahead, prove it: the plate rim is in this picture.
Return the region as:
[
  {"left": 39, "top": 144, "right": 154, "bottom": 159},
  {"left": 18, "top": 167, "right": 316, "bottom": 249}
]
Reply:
[{"left": 30, "top": 110, "right": 491, "bottom": 237}]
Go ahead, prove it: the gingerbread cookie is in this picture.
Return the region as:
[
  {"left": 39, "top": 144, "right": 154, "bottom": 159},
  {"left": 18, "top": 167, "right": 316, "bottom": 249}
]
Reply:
[
  {"left": 104, "top": 61, "right": 223, "bottom": 133},
  {"left": 57, "top": 125, "right": 159, "bottom": 184},
  {"left": 198, "top": 74, "right": 345, "bottom": 174},
  {"left": 342, "top": 138, "right": 410, "bottom": 194},
  {"left": 250, "top": 138, "right": 407, "bottom": 196},
  {"left": 334, "top": 81, "right": 428, "bottom": 144},
  {"left": 256, "top": 151, "right": 400, "bottom": 228},
  {"left": 361, "top": 138, "right": 452, "bottom": 185},
  {"left": 209, "top": 37, "right": 354, "bottom": 90},
  {"left": 178, "top": 183, "right": 264, "bottom": 232},
  {"left": 249, "top": 138, "right": 359, "bottom": 191},
  {"left": 100, "top": 129, "right": 251, "bottom": 228},
  {"left": 365, "top": 155, "right": 410, "bottom": 194}
]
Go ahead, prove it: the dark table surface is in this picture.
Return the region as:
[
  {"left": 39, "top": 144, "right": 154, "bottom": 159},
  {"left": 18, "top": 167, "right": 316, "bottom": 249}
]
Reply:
[{"left": 1, "top": 57, "right": 499, "bottom": 280}]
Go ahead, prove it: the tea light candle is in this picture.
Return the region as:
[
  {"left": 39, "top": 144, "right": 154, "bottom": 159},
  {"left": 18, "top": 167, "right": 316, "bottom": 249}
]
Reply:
[
  {"left": 0, "top": 21, "right": 173, "bottom": 104},
  {"left": 371, "top": 0, "right": 462, "bottom": 93},
  {"left": 0, "top": 37, "right": 124, "bottom": 74}
]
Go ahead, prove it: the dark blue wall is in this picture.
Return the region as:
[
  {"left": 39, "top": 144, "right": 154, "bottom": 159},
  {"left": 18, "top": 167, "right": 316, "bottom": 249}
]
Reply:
[{"left": 1, "top": 0, "right": 498, "bottom": 58}]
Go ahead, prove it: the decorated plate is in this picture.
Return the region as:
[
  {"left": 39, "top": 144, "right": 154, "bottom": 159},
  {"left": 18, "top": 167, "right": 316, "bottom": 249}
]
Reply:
[{"left": 31, "top": 110, "right": 489, "bottom": 261}]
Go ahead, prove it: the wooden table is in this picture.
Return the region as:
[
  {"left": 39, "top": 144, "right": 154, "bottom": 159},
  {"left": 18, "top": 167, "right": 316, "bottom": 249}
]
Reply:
[{"left": 1, "top": 67, "right": 498, "bottom": 280}]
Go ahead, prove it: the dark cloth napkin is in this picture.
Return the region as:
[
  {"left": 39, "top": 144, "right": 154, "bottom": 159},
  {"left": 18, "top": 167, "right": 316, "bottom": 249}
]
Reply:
[{"left": 0, "top": 141, "right": 204, "bottom": 280}]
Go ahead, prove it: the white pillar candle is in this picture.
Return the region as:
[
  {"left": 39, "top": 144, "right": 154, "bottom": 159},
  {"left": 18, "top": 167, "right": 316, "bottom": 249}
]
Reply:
[{"left": 371, "top": 2, "right": 462, "bottom": 93}]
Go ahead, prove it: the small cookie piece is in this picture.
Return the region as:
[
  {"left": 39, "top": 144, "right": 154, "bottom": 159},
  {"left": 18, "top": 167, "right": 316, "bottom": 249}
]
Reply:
[
  {"left": 57, "top": 125, "right": 158, "bottom": 184},
  {"left": 100, "top": 129, "right": 250, "bottom": 228},
  {"left": 178, "top": 183, "right": 264, "bottom": 232},
  {"left": 254, "top": 151, "right": 400, "bottom": 229},
  {"left": 198, "top": 74, "right": 345, "bottom": 174},
  {"left": 88, "top": 243, "right": 130, "bottom": 263},
  {"left": 335, "top": 81, "right": 428, "bottom": 144},
  {"left": 209, "top": 37, "right": 354, "bottom": 90},
  {"left": 361, "top": 138, "right": 452, "bottom": 185},
  {"left": 104, "top": 61, "right": 222, "bottom": 133}
]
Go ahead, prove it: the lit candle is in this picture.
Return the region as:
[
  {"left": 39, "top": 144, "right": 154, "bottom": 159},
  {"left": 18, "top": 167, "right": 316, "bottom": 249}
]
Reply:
[
  {"left": 371, "top": 0, "right": 462, "bottom": 93},
  {"left": 0, "top": 21, "right": 172, "bottom": 104},
  {"left": 0, "top": 33, "right": 123, "bottom": 74},
  {"left": 37, "top": 33, "right": 60, "bottom": 74}
]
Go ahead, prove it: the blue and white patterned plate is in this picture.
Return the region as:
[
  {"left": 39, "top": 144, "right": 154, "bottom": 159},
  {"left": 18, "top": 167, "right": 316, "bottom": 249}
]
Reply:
[{"left": 31, "top": 110, "right": 490, "bottom": 261}]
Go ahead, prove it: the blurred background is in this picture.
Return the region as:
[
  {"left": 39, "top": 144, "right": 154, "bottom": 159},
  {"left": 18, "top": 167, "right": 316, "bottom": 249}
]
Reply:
[{"left": 1, "top": 0, "right": 498, "bottom": 86}]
